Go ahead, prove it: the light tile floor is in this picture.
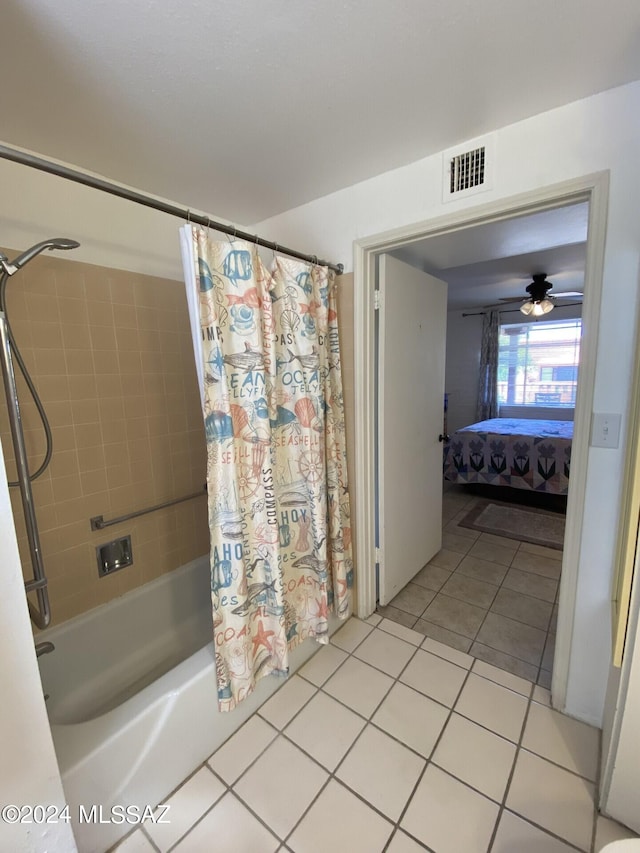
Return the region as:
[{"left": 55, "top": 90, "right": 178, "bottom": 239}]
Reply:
[
  {"left": 377, "top": 485, "right": 562, "bottom": 686},
  {"left": 114, "top": 619, "right": 637, "bottom": 853}
]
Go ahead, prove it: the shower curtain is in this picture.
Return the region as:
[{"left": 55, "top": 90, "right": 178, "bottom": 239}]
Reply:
[{"left": 180, "top": 225, "right": 352, "bottom": 711}]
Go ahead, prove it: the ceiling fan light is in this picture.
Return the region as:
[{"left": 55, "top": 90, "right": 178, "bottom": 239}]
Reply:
[
  {"left": 539, "top": 298, "right": 554, "bottom": 315},
  {"left": 520, "top": 301, "right": 534, "bottom": 316}
]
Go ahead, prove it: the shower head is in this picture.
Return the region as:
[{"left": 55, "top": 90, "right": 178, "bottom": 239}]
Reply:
[{"left": 0, "top": 238, "right": 80, "bottom": 276}]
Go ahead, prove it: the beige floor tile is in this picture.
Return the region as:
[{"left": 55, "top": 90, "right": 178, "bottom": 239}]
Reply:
[
  {"left": 365, "top": 613, "right": 382, "bottom": 626},
  {"left": 375, "top": 605, "right": 417, "bottom": 628},
  {"left": 512, "top": 548, "right": 562, "bottom": 579},
  {"left": 323, "top": 656, "right": 394, "bottom": 718},
  {"left": 388, "top": 583, "right": 436, "bottom": 617},
  {"left": 523, "top": 703, "right": 600, "bottom": 781},
  {"left": 401, "top": 764, "right": 499, "bottom": 853},
  {"left": 478, "top": 531, "right": 520, "bottom": 551},
  {"left": 113, "top": 831, "right": 157, "bottom": 853},
  {"left": 288, "top": 780, "right": 393, "bottom": 853},
  {"left": 442, "top": 531, "right": 476, "bottom": 554},
  {"left": 299, "top": 643, "right": 348, "bottom": 686},
  {"left": 413, "top": 619, "right": 472, "bottom": 652},
  {"left": 502, "top": 567, "right": 558, "bottom": 602},
  {"left": 412, "top": 564, "right": 452, "bottom": 591},
  {"left": 234, "top": 737, "right": 328, "bottom": 840},
  {"left": 207, "top": 716, "right": 277, "bottom": 784},
  {"left": 433, "top": 713, "right": 517, "bottom": 801},
  {"left": 386, "top": 830, "right": 427, "bottom": 852},
  {"left": 476, "top": 611, "right": 546, "bottom": 666},
  {"left": 146, "top": 767, "right": 226, "bottom": 851},
  {"left": 284, "top": 691, "right": 365, "bottom": 771},
  {"left": 372, "top": 682, "right": 449, "bottom": 757},
  {"left": 336, "top": 725, "right": 425, "bottom": 821},
  {"left": 427, "top": 548, "right": 464, "bottom": 571},
  {"left": 173, "top": 791, "right": 279, "bottom": 852},
  {"left": 543, "top": 632, "right": 556, "bottom": 670},
  {"left": 330, "top": 616, "right": 374, "bottom": 652},
  {"left": 533, "top": 684, "right": 552, "bottom": 706},
  {"left": 594, "top": 814, "right": 639, "bottom": 850},
  {"left": 258, "top": 675, "right": 317, "bottom": 731},
  {"left": 421, "top": 636, "right": 474, "bottom": 669},
  {"left": 377, "top": 618, "right": 425, "bottom": 646},
  {"left": 520, "top": 540, "right": 564, "bottom": 560},
  {"left": 421, "top": 593, "right": 487, "bottom": 638},
  {"left": 492, "top": 810, "right": 579, "bottom": 852},
  {"left": 439, "top": 572, "right": 499, "bottom": 609},
  {"left": 470, "top": 642, "right": 539, "bottom": 682},
  {"left": 455, "top": 673, "right": 528, "bottom": 742},
  {"left": 353, "top": 629, "right": 417, "bottom": 677},
  {"left": 469, "top": 538, "right": 518, "bottom": 566},
  {"left": 506, "top": 749, "right": 595, "bottom": 851},
  {"left": 539, "top": 669, "right": 553, "bottom": 689},
  {"left": 490, "top": 586, "right": 553, "bottom": 630},
  {"left": 456, "top": 554, "right": 509, "bottom": 585},
  {"left": 473, "top": 659, "right": 533, "bottom": 696},
  {"left": 400, "top": 649, "right": 467, "bottom": 707}
]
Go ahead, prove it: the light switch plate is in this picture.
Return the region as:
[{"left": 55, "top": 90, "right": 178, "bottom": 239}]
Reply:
[{"left": 591, "top": 413, "right": 621, "bottom": 448}]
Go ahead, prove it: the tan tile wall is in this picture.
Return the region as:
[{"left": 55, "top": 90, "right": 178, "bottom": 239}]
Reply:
[
  {"left": 0, "top": 250, "right": 210, "bottom": 627},
  {"left": 0, "top": 254, "right": 358, "bottom": 627}
]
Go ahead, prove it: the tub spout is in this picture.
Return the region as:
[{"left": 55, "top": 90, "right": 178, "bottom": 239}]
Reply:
[{"left": 35, "top": 641, "right": 55, "bottom": 657}]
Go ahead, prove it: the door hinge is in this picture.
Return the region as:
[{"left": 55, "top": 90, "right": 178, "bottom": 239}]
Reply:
[
  {"left": 375, "top": 546, "right": 381, "bottom": 564},
  {"left": 374, "top": 290, "right": 382, "bottom": 310}
]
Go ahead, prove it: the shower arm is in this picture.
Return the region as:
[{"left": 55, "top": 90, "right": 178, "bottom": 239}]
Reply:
[{"left": 0, "top": 311, "right": 50, "bottom": 628}]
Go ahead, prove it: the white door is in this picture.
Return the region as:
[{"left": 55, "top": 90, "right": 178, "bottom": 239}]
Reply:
[{"left": 378, "top": 254, "right": 448, "bottom": 605}]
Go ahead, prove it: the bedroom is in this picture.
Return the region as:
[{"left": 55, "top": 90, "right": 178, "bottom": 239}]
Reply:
[{"left": 375, "top": 199, "right": 588, "bottom": 689}]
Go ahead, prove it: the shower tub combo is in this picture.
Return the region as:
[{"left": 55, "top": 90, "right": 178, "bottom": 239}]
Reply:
[{"left": 37, "top": 556, "right": 323, "bottom": 852}]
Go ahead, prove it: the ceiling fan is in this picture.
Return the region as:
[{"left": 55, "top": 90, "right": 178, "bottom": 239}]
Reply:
[{"left": 485, "top": 273, "right": 583, "bottom": 316}]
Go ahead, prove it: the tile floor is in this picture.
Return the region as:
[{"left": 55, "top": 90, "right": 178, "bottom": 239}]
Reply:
[
  {"left": 113, "top": 618, "right": 637, "bottom": 853},
  {"left": 377, "top": 485, "right": 562, "bottom": 686}
]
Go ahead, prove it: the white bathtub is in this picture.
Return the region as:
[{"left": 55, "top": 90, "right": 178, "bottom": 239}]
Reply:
[{"left": 37, "top": 556, "right": 325, "bottom": 852}]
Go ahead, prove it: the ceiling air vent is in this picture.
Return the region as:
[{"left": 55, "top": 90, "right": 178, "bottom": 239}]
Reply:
[
  {"left": 450, "top": 147, "right": 485, "bottom": 193},
  {"left": 442, "top": 135, "right": 494, "bottom": 203}
]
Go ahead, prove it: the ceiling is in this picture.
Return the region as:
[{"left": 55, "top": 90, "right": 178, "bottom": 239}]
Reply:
[
  {"left": 2, "top": 1, "right": 640, "bottom": 226},
  {"left": 392, "top": 203, "right": 588, "bottom": 309}
]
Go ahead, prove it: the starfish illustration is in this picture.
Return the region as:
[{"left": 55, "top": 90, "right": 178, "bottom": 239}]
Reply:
[{"left": 252, "top": 620, "right": 275, "bottom": 654}]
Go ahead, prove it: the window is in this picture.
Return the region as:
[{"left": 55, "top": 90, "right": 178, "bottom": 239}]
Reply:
[{"left": 497, "top": 318, "right": 582, "bottom": 408}]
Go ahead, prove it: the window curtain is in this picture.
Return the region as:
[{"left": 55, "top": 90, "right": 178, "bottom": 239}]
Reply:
[
  {"left": 476, "top": 309, "right": 500, "bottom": 420},
  {"left": 180, "top": 225, "right": 352, "bottom": 711}
]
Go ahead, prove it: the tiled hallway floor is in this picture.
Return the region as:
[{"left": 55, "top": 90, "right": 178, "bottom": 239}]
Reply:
[
  {"left": 378, "top": 485, "right": 562, "bottom": 687},
  {"left": 114, "top": 619, "right": 637, "bottom": 853}
]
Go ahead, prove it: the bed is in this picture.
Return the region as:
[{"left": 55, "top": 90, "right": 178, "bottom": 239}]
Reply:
[{"left": 443, "top": 417, "right": 573, "bottom": 495}]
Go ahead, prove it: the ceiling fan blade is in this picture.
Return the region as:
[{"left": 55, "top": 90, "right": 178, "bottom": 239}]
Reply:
[
  {"left": 552, "top": 291, "right": 583, "bottom": 298},
  {"left": 497, "top": 296, "right": 527, "bottom": 303}
]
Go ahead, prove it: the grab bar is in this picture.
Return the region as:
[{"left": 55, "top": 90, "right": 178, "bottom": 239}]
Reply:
[
  {"left": 0, "top": 312, "right": 51, "bottom": 629},
  {"left": 90, "top": 485, "right": 207, "bottom": 531}
]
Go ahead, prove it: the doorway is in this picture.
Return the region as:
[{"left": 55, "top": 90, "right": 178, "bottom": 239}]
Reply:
[{"left": 353, "top": 174, "right": 609, "bottom": 711}]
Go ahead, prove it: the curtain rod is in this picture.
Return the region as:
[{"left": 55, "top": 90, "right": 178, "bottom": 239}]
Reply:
[
  {"left": 0, "top": 144, "right": 344, "bottom": 275},
  {"left": 462, "top": 302, "right": 581, "bottom": 317}
]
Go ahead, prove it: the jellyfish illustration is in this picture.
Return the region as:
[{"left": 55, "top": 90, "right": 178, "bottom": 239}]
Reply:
[{"left": 294, "top": 397, "right": 323, "bottom": 432}]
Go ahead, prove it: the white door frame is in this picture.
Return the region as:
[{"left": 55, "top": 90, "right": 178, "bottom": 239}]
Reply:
[{"left": 353, "top": 171, "right": 610, "bottom": 712}]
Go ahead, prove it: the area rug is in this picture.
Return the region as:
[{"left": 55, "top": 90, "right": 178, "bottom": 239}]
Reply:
[{"left": 458, "top": 500, "right": 565, "bottom": 550}]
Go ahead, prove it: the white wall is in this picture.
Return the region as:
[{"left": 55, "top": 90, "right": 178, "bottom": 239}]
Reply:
[
  {"left": 0, "top": 439, "right": 76, "bottom": 853},
  {"left": 253, "top": 80, "right": 640, "bottom": 726},
  {"left": 445, "top": 310, "right": 482, "bottom": 432},
  {"left": 0, "top": 147, "right": 246, "bottom": 281}
]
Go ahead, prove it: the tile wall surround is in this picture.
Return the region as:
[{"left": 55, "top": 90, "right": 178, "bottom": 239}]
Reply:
[{"left": 0, "top": 253, "right": 356, "bottom": 628}]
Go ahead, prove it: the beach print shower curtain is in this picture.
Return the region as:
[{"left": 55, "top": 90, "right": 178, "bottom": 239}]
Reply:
[{"left": 180, "top": 225, "right": 352, "bottom": 711}]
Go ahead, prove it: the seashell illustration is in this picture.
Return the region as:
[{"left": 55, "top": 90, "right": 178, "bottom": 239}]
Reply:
[
  {"left": 294, "top": 397, "right": 323, "bottom": 432},
  {"left": 230, "top": 403, "right": 249, "bottom": 437},
  {"left": 281, "top": 309, "right": 300, "bottom": 332}
]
